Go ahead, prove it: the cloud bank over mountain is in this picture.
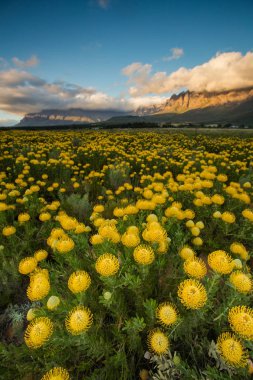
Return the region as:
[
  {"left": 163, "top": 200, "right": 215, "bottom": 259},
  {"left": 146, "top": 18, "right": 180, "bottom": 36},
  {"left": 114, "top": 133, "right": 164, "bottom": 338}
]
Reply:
[
  {"left": 1, "top": 51, "right": 253, "bottom": 121},
  {"left": 122, "top": 51, "right": 253, "bottom": 96},
  {"left": 0, "top": 67, "right": 165, "bottom": 116}
]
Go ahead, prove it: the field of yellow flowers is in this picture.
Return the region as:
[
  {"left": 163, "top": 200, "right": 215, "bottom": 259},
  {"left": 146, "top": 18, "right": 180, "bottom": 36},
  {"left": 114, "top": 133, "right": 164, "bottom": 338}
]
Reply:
[{"left": 0, "top": 130, "right": 253, "bottom": 380}]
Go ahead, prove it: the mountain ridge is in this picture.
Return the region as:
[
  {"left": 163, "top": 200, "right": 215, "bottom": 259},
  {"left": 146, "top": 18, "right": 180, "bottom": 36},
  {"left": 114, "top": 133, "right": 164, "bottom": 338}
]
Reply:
[
  {"left": 17, "top": 108, "right": 129, "bottom": 126},
  {"left": 137, "top": 86, "right": 253, "bottom": 116},
  {"left": 16, "top": 87, "right": 253, "bottom": 127}
]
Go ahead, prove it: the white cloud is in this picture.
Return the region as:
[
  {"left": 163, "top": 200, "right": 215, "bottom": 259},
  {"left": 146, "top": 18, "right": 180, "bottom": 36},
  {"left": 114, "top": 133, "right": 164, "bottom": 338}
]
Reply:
[
  {"left": 0, "top": 67, "right": 163, "bottom": 115},
  {"left": 163, "top": 47, "right": 184, "bottom": 62},
  {"left": 126, "top": 95, "right": 166, "bottom": 109},
  {"left": 122, "top": 51, "right": 253, "bottom": 96},
  {"left": 122, "top": 62, "right": 148, "bottom": 76},
  {"left": 122, "top": 62, "right": 152, "bottom": 87},
  {"left": 0, "top": 70, "right": 116, "bottom": 114},
  {"left": 12, "top": 55, "right": 39, "bottom": 68},
  {"left": 0, "top": 58, "right": 166, "bottom": 115}
]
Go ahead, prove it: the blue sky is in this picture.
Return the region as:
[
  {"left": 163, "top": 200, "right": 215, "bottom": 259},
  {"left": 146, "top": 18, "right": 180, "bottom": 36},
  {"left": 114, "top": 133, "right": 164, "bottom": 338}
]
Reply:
[{"left": 0, "top": 0, "right": 253, "bottom": 124}]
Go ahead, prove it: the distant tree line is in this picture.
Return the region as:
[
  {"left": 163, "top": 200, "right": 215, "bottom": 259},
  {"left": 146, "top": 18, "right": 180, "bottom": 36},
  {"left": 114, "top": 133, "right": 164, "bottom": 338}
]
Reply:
[{"left": 0, "top": 121, "right": 252, "bottom": 132}]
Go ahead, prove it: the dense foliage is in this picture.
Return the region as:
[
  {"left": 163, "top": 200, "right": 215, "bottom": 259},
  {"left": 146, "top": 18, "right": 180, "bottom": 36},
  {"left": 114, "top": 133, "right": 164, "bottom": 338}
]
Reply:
[{"left": 0, "top": 130, "right": 253, "bottom": 380}]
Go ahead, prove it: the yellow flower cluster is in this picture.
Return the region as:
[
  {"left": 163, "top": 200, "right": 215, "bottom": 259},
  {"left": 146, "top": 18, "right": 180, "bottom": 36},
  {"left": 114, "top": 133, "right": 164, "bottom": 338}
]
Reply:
[{"left": 1, "top": 130, "right": 253, "bottom": 377}]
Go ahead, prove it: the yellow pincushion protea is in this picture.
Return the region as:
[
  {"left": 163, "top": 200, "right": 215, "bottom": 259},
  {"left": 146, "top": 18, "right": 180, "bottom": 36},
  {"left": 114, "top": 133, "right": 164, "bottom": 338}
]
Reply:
[
  {"left": 47, "top": 228, "right": 66, "bottom": 249},
  {"left": 113, "top": 207, "right": 125, "bottom": 217},
  {"left": 156, "top": 302, "right": 178, "bottom": 326},
  {"left": 18, "top": 212, "right": 30, "bottom": 223},
  {"left": 27, "top": 274, "right": 50, "bottom": 301},
  {"left": 217, "top": 174, "right": 228, "bottom": 182},
  {"left": 49, "top": 227, "right": 66, "bottom": 239},
  {"left": 133, "top": 245, "right": 155, "bottom": 265},
  {"left": 18, "top": 257, "right": 37, "bottom": 275},
  {"left": 192, "top": 237, "right": 203, "bottom": 246},
  {"left": 121, "top": 232, "right": 140, "bottom": 247},
  {"left": 0, "top": 202, "right": 8, "bottom": 211},
  {"left": 65, "top": 306, "right": 93, "bottom": 335},
  {"left": 157, "top": 239, "right": 168, "bottom": 254},
  {"left": 221, "top": 211, "right": 236, "bottom": 224},
  {"left": 146, "top": 214, "right": 158, "bottom": 223},
  {"left": 211, "top": 194, "right": 225, "bottom": 205},
  {"left": 127, "top": 225, "right": 139, "bottom": 234},
  {"left": 93, "top": 217, "right": 105, "bottom": 228},
  {"left": 90, "top": 234, "right": 104, "bottom": 245},
  {"left": 143, "top": 224, "right": 167, "bottom": 244},
  {"left": 228, "top": 306, "right": 253, "bottom": 340},
  {"left": 2, "top": 226, "right": 16, "bottom": 236},
  {"left": 32, "top": 268, "right": 50, "bottom": 279},
  {"left": 58, "top": 215, "right": 78, "bottom": 231},
  {"left": 237, "top": 193, "right": 251, "bottom": 204},
  {"left": 136, "top": 199, "right": 155, "bottom": 211},
  {"left": 39, "top": 212, "right": 51, "bottom": 222},
  {"left": 106, "top": 229, "right": 121, "bottom": 244},
  {"left": 179, "top": 246, "right": 195, "bottom": 260},
  {"left": 143, "top": 189, "right": 153, "bottom": 199},
  {"left": 41, "top": 367, "right": 70, "bottom": 380},
  {"left": 34, "top": 249, "right": 48, "bottom": 261},
  {"left": 74, "top": 223, "right": 87, "bottom": 234},
  {"left": 229, "top": 271, "right": 253, "bottom": 294},
  {"left": 24, "top": 317, "right": 53, "bottom": 349},
  {"left": 164, "top": 206, "right": 180, "bottom": 218},
  {"left": 217, "top": 332, "right": 248, "bottom": 367},
  {"left": 208, "top": 250, "right": 234, "bottom": 274},
  {"left": 68, "top": 271, "right": 91, "bottom": 293},
  {"left": 185, "top": 220, "right": 195, "bottom": 228},
  {"left": 183, "top": 257, "right": 207, "bottom": 279},
  {"left": 147, "top": 329, "right": 169, "bottom": 355},
  {"left": 95, "top": 253, "right": 120, "bottom": 276},
  {"left": 184, "top": 209, "right": 195, "bottom": 219},
  {"left": 55, "top": 237, "right": 75, "bottom": 254},
  {"left": 230, "top": 242, "right": 249, "bottom": 261},
  {"left": 177, "top": 279, "right": 207, "bottom": 309},
  {"left": 93, "top": 204, "right": 104, "bottom": 213},
  {"left": 242, "top": 208, "right": 253, "bottom": 222},
  {"left": 99, "top": 225, "right": 121, "bottom": 244},
  {"left": 191, "top": 226, "right": 200, "bottom": 237}
]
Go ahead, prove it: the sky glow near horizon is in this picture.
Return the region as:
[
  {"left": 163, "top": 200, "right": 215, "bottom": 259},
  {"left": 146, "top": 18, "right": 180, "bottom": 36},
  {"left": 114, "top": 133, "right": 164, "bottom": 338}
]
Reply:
[{"left": 0, "top": 0, "right": 253, "bottom": 125}]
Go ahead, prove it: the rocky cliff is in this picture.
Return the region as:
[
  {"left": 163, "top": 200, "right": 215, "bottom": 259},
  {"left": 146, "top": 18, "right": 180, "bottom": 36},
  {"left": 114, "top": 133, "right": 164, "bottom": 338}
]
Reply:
[{"left": 137, "top": 87, "right": 253, "bottom": 116}]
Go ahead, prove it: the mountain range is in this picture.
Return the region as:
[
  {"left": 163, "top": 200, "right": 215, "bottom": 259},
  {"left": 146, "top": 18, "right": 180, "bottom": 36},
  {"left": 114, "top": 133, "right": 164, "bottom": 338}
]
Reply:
[
  {"left": 17, "top": 109, "right": 128, "bottom": 126},
  {"left": 16, "top": 87, "right": 253, "bottom": 127}
]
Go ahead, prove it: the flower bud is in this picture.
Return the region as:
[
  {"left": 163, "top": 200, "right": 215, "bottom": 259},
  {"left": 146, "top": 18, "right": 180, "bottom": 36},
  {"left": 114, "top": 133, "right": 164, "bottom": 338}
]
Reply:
[
  {"left": 232, "top": 259, "right": 242, "bottom": 269},
  {"left": 103, "top": 291, "right": 112, "bottom": 300},
  {"left": 47, "top": 296, "right": 60, "bottom": 310},
  {"left": 173, "top": 355, "right": 181, "bottom": 366}
]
